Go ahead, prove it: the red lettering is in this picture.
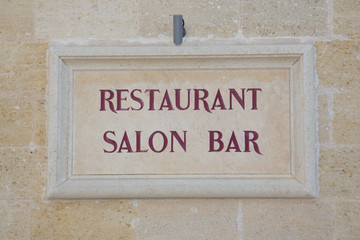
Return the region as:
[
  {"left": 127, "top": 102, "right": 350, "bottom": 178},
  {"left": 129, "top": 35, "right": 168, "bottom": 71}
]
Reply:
[
  {"left": 229, "top": 88, "right": 245, "bottom": 110},
  {"left": 247, "top": 88, "right": 262, "bottom": 110},
  {"left": 170, "top": 131, "right": 187, "bottom": 152},
  {"left": 175, "top": 89, "right": 191, "bottom": 110},
  {"left": 225, "top": 131, "right": 241, "bottom": 152},
  {"left": 99, "top": 90, "right": 116, "bottom": 113},
  {"left": 103, "top": 131, "right": 117, "bottom": 153},
  {"left": 116, "top": 89, "right": 130, "bottom": 111},
  {"left": 208, "top": 131, "right": 224, "bottom": 152},
  {"left": 100, "top": 88, "right": 262, "bottom": 113},
  {"left": 148, "top": 131, "right": 168, "bottom": 153},
  {"left": 130, "top": 89, "right": 144, "bottom": 111},
  {"left": 145, "top": 89, "right": 160, "bottom": 110},
  {"left": 118, "top": 131, "right": 133, "bottom": 153},
  {"left": 194, "top": 89, "right": 211, "bottom": 113},
  {"left": 244, "top": 130, "right": 262, "bottom": 155},
  {"left": 135, "top": 131, "right": 148, "bottom": 153},
  {"left": 159, "top": 90, "right": 174, "bottom": 110},
  {"left": 211, "top": 89, "right": 226, "bottom": 110}
]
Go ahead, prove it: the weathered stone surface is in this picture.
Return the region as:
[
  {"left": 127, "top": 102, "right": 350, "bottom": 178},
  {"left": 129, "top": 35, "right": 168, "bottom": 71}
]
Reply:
[
  {"left": 318, "top": 93, "right": 331, "bottom": 145},
  {"left": 0, "top": 43, "right": 47, "bottom": 98},
  {"left": 0, "top": 43, "right": 47, "bottom": 73},
  {"left": 333, "top": 0, "right": 360, "bottom": 39},
  {"left": 0, "top": 0, "right": 33, "bottom": 41},
  {"left": 333, "top": 90, "right": 360, "bottom": 145},
  {"left": 334, "top": 18, "right": 360, "bottom": 40},
  {"left": 0, "top": 0, "right": 358, "bottom": 238},
  {"left": 335, "top": 201, "right": 360, "bottom": 240},
  {"left": 242, "top": 0, "right": 328, "bottom": 37},
  {"left": 34, "top": 0, "right": 137, "bottom": 40},
  {"left": 0, "top": 96, "right": 46, "bottom": 147},
  {"left": 0, "top": 200, "right": 31, "bottom": 240},
  {"left": 316, "top": 41, "right": 360, "bottom": 91},
  {"left": 0, "top": 148, "right": 46, "bottom": 198},
  {"left": 32, "top": 98, "right": 47, "bottom": 146},
  {"left": 0, "top": 43, "right": 47, "bottom": 146},
  {"left": 0, "top": 98, "right": 34, "bottom": 145},
  {"left": 30, "top": 200, "right": 135, "bottom": 240},
  {"left": 138, "top": 0, "right": 240, "bottom": 38},
  {"left": 243, "top": 200, "right": 334, "bottom": 240},
  {"left": 133, "top": 199, "right": 241, "bottom": 240},
  {"left": 319, "top": 145, "right": 360, "bottom": 199}
]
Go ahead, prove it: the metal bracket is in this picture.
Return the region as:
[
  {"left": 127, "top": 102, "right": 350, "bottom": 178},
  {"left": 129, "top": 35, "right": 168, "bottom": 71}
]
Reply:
[{"left": 173, "top": 15, "right": 186, "bottom": 45}]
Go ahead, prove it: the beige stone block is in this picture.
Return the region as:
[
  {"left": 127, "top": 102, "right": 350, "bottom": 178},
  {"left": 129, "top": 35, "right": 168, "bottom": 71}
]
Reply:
[
  {"left": 242, "top": 0, "right": 328, "bottom": 37},
  {"left": 34, "top": 0, "right": 137, "bottom": 40},
  {"left": 0, "top": 200, "right": 31, "bottom": 240},
  {"left": 333, "top": 90, "right": 360, "bottom": 145},
  {"left": 32, "top": 97, "right": 47, "bottom": 146},
  {"left": 316, "top": 41, "right": 360, "bottom": 91},
  {"left": 30, "top": 200, "right": 135, "bottom": 240},
  {"left": 138, "top": 0, "right": 240, "bottom": 38},
  {"left": 0, "top": 44, "right": 47, "bottom": 147},
  {"left": 0, "top": 43, "right": 47, "bottom": 98},
  {"left": 335, "top": 201, "right": 360, "bottom": 240},
  {"left": 334, "top": 17, "right": 360, "bottom": 40},
  {"left": 243, "top": 200, "right": 334, "bottom": 240},
  {"left": 0, "top": 0, "right": 33, "bottom": 41},
  {"left": 0, "top": 148, "right": 46, "bottom": 198},
  {"left": 0, "top": 97, "right": 33, "bottom": 145},
  {"left": 0, "top": 43, "right": 47, "bottom": 72},
  {"left": 0, "top": 71, "right": 47, "bottom": 100},
  {"left": 333, "top": 0, "right": 360, "bottom": 15},
  {"left": 318, "top": 94, "right": 331, "bottom": 145},
  {"left": 133, "top": 199, "right": 240, "bottom": 240},
  {"left": 333, "top": 0, "right": 360, "bottom": 39},
  {"left": 319, "top": 146, "right": 360, "bottom": 198}
]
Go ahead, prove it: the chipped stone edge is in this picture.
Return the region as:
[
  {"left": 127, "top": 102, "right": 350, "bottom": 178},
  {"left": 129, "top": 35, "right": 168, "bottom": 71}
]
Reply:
[{"left": 47, "top": 44, "right": 318, "bottom": 199}]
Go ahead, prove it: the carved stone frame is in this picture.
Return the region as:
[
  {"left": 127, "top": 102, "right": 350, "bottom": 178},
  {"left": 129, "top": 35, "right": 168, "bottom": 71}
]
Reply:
[{"left": 47, "top": 45, "right": 318, "bottom": 198}]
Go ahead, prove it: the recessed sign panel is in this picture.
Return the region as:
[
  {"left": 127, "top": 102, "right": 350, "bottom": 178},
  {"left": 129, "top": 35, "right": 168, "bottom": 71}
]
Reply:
[
  {"left": 73, "top": 69, "right": 290, "bottom": 175},
  {"left": 47, "top": 45, "right": 317, "bottom": 198}
]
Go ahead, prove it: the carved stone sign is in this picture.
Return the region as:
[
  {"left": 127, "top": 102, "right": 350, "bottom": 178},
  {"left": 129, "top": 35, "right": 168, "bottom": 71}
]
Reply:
[{"left": 48, "top": 45, "right": 318, "bottom": 198}]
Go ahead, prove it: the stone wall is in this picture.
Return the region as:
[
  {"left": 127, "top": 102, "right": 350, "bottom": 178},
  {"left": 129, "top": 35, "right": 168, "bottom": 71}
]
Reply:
[{"left": 1, "top": 0, "right": 359, "bottom": 239}]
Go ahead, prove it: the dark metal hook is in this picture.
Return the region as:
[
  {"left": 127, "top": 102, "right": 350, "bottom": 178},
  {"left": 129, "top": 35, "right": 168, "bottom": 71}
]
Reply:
[{"left": 173, "top": 15, "right": 186, "bottom": 45}]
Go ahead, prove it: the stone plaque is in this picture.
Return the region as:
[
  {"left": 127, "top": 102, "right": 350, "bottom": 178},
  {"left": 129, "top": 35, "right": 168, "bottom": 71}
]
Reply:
[{"left": 48, "top": 45, "right": 317, "bottom": 198}]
